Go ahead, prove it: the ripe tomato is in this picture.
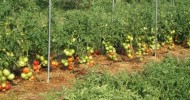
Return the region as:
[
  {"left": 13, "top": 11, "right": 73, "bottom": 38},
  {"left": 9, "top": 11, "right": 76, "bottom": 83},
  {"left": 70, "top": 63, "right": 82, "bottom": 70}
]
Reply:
[
  {"left": 67, "top": 57, "right": 74, "bottom": 62},
  {"left": 93, "top": 50, "right": 100, "bottom": 55},
  {"left": 88, "top": 60, "right": 95, "bottom": 67},
  {"left": 33, "top": 65, "right": 39, "bottom": 71},
  {"left": 33, "top": 60, "right": 40, "bottom": 65},
  {"left": 145, "top": 48, "right": 150, "bottom": 53},
  {"left": 5, "top": 83, "right": 11, "bottom": 90},
  {"left": 68, "top": 66, "right": 73, "bottom": 70},
  {"left": 68, "top": 61, "right": 73, "bottom": 66},
  {"left": 51, "top": 60, "right": 59, "bottom": 68},
  {"left": 23, "top": 67, "right": 30, "bottom": 74},
  {"left": 0, "top": 85, "right": 3, "bottom": 91},
  {"left": 29, "top": 75, "right": 35, "bottom": 81}
]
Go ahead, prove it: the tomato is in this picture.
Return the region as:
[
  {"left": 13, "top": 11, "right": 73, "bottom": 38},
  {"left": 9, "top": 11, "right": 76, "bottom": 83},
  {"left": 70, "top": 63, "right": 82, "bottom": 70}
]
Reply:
[
  {"left": 88, "top": 60, "right": 95, "bottom": 67},
  {"left": 63, "top": 62, "right": 68, "bottom": 66},
  {"left": 33, "top": 60, "right": 40, "bottom": 65},
  {"left": 29, "top": 75, "right": 35, "bottom": 81},
  {"left": 67, "top": 57, "right": 74, "bottom": 62},
  {"left": 3, "top": 62, "right": 9, "bottom": 67},
  {"left": 51, "top": 60, "right": 59, "bottom": 68},
  {"left": 1, "top": 76, "right": 7, "bottom": 82},
  {"left": 7, "top": 73, "right": 15, "bottom": 80},
  {"left": 36, "top": 54, "right": 41, "bottom": 59},
  {"left": 0, "top": 85, "right": 3, "bottom": 91},
  {"left": 68, "top": 62, "right": 73, "bottom": 66},
  {"left": 21, "top": 73, "right": 28, "bottom": 80},
  {"left": 145, "top": 48, "right": 150, "bottom": 53},
  {"left": 109, "top": 51, "right": 114, "bottom": 56},
  {"left": 1, "top": 82, "right": 6, "bottom": 88},
  {"left": 42, "top": 60, "right": 48, "bottom": 66},
  {"left": 68, "top": 66, "right": 73, "bottom": 70},
  {"left": 23, "top": 57, "right": 28, "bottom": 62},
  {"left": 33, "top": 65, "right": 39, "bottom": 71},
  {"left": 3, "top": 69, "right": 11, "bottom": 76},
  {"left": 26, "top": 72, "right": 33, "bottom": 77},
  {"left": 5, "top": 83, "right": 11, "bottom": 90},
  {"left": 93, "top": 50, "right": 100, "bottom": 55},
  {"left": 18, "top": 60, "right": 26, "bottom": 67},
  {"left": 23, "top": 67, "right": 30, "bottom": 74},
  {"left": 70, "top": 49, "right": 75, "bottom": 55},
  {"left": 40, "top": 56, "right": 45, "bottom": 61}
]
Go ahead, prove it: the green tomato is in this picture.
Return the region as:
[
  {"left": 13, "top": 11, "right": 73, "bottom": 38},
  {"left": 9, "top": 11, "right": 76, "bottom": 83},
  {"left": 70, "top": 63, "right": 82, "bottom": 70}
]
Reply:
[
  {"left": 70, "top": 49, "right": 75, "bottom": 55},
  {"left": 7, "top": 73, "right": 15, "bottom": 80},
  {"left": 89, "top": 49, "right": 94, "bottom": 54},
  {"left": 40, "top": 56, "right": 45, "bottom": 61},
  {"left": 42, "top": 60, "right": 48, "bottom": 66},
  {"left": 3, "top": 62, "right": 9, "bottom": 67},
  {"left": 36, "top": 54, "right": 41, "bottom": 59},
  {"left": 61, "top": 59, "right": 66, "bottom": 64},
  {"left": 26, "top": 72, "right": 33, "bottom": 77},
  {"left": 18, "top": 60, "right": 26, "bottom": 67},
  {"left": 1, "top": 76, "right": 7, "bottom": 82},
  {"left": 108, "top": 46, "right": 113, "bottom": 50},
  {"left": 3, "top": 69, "right": 11, "bottom": 76},
  {"left": 64, "top": 51, "right": 70, "bottom": 56},
  {"left": 21, "top": 73, "right": 27, "bottom": 79},
  {"left": 1, "top": 82, "right": 6, "bottom": 88},
  {"left": 23, "top": 57, "right": 28, "bottom": 63},
  {"left": 63, "top": 62, "right": 68, "bottom": 66},
  {"left": 19, "top": 56, "right": 24, "bottom": 61}
]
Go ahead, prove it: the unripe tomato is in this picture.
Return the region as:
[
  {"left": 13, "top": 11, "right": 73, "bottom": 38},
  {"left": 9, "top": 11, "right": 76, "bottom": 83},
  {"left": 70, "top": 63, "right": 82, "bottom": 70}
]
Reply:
[
  {"left": 26, "top": 72, "right": 33, "bottom": 77},
  {"left": 3, "top": 69, "right": 11, "bottom": 76},
  {"left": 1, "top": 76, "right": 7, "bottom": 82},
  {"left": 18, "top": 60, "right": 26, "bottom": 67},
  {"left": 40, "top": 56, "right": 45, "bottom": 61},
  {"left": 21, "top": 73, "right": 27, "bottom": 79},
  {"left": 23, "top": 57, "right": 28, "bottom": 62},
  {"left": 7, "top": 73, "right": 15, "bottom": 80}
]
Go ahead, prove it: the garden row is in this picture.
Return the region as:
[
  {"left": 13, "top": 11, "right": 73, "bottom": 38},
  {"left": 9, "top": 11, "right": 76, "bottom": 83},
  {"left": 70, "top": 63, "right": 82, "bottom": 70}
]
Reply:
[{"left": 0, "top": 0, "right": 190, "bottom": 91}]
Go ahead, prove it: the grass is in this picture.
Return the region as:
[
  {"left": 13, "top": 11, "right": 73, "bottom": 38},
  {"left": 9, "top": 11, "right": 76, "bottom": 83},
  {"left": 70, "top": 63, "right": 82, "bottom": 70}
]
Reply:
[{"left": 43, "top": 57, "right": 190, "bottom": 100}]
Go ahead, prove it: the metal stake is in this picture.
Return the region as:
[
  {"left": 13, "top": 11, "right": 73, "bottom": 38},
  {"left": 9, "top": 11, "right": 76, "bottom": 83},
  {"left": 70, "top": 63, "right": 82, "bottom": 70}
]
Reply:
[
  {"left": 155, "top": 0, "right": 158, "bottom": 57},
  {"left": 47, "top": 0, "right": 52, "bottom": 83},
  {"left": 112, "top": 0, "right": 115, "bottom": 22}
]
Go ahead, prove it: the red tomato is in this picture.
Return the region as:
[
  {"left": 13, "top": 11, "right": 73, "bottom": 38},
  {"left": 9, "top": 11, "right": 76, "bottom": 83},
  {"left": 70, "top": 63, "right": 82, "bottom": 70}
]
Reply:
[
  {"left": 0, "top": 85, "right": 3, "bottom": 91},
  {"left": 94, "top": 50, "right": 100, "bottom": 55},
  {"left": 33, "top": 60, "right": 40, "bottom": 65},
  {"left": 5, "top": 83, "right": 11, "bottom": 90},
  {"left": 33, "top": 65, "right": 39, "bottom": 71}
]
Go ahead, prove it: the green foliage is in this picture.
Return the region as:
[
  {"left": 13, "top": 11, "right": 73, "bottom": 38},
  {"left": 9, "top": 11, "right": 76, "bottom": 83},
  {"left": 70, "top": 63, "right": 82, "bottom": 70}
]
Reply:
[
  {"left": 0, "top": 0, "right": 190, "bottom": 68},
  {"left": 43, "top": 57, "right": 190, "bottom": 99}
]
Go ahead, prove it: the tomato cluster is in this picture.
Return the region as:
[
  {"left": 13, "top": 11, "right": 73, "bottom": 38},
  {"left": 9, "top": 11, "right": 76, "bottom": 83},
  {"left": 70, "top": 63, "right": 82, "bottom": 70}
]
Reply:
[
  {"left": 61, "top": 48, "right": 75, "bottom": 70},
  {"left": 0, "top": 69, "right": 15, "bottom": 92},
  {"left": 21, "top": 67, "right": 34, "bottom": 80},
  {"left": 122, "top": 34, "right": 134, "bottom": 58},
  {"left": 103, "top": 41, "right": 118, "bottom": 61}
]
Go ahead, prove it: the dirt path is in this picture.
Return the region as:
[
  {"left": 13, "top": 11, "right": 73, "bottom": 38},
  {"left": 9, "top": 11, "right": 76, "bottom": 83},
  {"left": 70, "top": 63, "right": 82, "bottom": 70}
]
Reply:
[{"left": 0, "top": 45, "right": 190, "bottom": 100}]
